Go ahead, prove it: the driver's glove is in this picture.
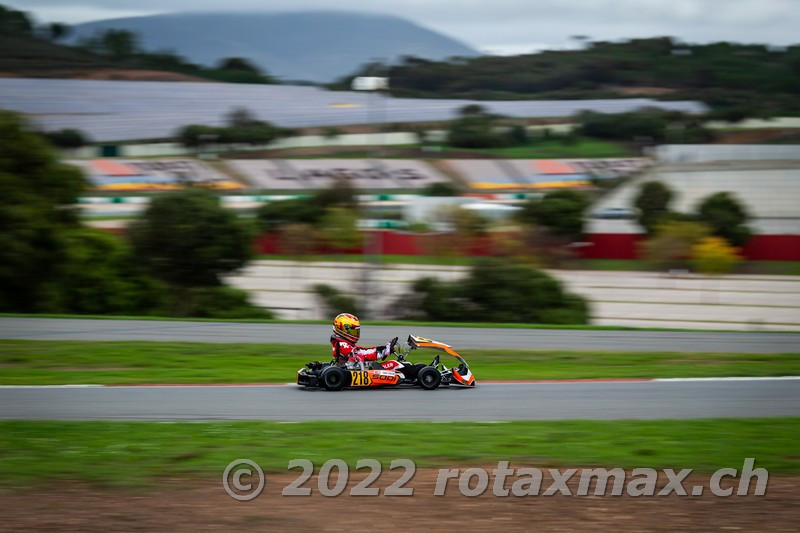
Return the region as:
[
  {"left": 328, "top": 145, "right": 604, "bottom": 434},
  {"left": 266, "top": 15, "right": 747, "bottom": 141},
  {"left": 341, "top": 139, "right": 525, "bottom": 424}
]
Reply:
[{"left": 380, "top": 337, "right": 399, "bottom": 360}]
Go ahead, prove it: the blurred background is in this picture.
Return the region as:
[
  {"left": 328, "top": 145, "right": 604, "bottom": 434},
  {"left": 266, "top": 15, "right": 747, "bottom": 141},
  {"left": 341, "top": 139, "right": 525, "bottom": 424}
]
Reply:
[
  {"left": 1, "top": 1, "right": 799, "bottom": 328},
  {"left": 0, "top": 1, "right": 798, "bottom": 530}
]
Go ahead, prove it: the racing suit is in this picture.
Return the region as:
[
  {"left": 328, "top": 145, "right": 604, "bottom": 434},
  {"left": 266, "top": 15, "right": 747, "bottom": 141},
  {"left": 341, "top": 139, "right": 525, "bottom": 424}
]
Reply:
[{"left": 330, "top": 334, "right": 393, "bottom": 367}]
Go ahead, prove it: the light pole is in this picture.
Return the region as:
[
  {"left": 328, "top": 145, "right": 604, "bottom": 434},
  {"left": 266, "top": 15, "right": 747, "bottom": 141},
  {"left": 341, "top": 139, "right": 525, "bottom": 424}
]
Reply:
[{"left": 351, "top": 71, "right": 389, "bottom": 319}]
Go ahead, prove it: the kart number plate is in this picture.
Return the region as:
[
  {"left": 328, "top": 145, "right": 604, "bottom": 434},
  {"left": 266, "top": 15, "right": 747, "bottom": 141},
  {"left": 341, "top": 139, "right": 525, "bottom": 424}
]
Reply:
[{"left": 350, "top": 370, "right": 372, "bottom": 387}]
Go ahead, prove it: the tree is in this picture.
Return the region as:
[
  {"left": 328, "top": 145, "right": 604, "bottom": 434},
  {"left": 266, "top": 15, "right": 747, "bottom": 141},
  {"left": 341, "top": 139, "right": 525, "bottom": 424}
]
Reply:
[
  {"left": 99, "top": 29, "right": 139, "bottom": 61},
  {"left": 258, "top": 177, "right": 359, "bottom": 238},
  {"left": 318, "top": 207, "right": 362, "bottom": 252},
  {"left": 177, "top": 124, "right": 219, "bottom": 149},
  {"left": 0, "top": 5, "right": 33, "bottom": 35},
  {"left": 258, "top": 198, "right": 318, "bottom": 231},
  {"left": 0, "top": 111, "right": 86, "bottom": 312},
  {"left": 129, "top": 189, "right": 254, "bottom": 315},
  {"left": 506, "top": 124, "right": 529, "bottom": 145},
  {"left": 42, "top": 129, "right": 88, "bottom": 149},
  {"left": 217, "top": 57, "right": 262, "bottom": 74},
  {"left": 696, "top": 192, "right": 751, "bottom": 247},
  {"left": 690, "top": 236, "right": 742, "bottom": 274},
  {"left": 422, "top": 181, "right": 460, "bottom": 196},
  {"left": 47, "top": 22, "right": 70, "bottom": 41},
  {"left": 518, "top": 190, "right": 589, "bottom": 241},
  {"left": 59, "top": 227, "right": 165, "bottom": 315},
  {"left": 447, "top": 105, "right": 504, "bottom": 148},
  {"left": 643, "top": 220, "right": 711, "bottom": 270},
  {"left": 226, "top": 107, "right": 259, "bottom": 128},
  {"left": 277, "top": 223, "right": 316, "bottom": 257},
  {"left": 634, "top": 181, "right": 673, "bottom": 234},
  {"left": 322, "top": 126, "right": 342, "bottom": 142}
]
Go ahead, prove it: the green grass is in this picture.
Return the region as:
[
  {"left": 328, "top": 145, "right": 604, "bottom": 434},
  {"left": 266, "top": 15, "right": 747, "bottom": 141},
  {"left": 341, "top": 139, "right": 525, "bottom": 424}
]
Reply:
[
  {"left": 0, "top": 418, "right": 797, "bottom": 487},
  {"left": 253, "top": 138, "right": 631, "bottom": 159},
  {"left": 254, "top": 254, "right": 474, "bottom": 266},
  {"left": 581, "top": 259, "right": 650, "bottom": 271},
  {"left": 0, "top": 340, "right": 798, "bottom": 385},
  {"left": 582, "top": 259, "right": 800, "bottom": 276},
  {"left": 441, "top": 138, "right": 632, "bottom": 158}
]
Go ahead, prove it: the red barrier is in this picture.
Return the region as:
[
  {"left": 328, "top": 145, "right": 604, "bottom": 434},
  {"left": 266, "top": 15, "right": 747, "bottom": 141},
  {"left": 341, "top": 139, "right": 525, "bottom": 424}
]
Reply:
[
  {"left": 742, "top": 235, "right": 800, "bottom": 261},
  {"left": 580, "top": 234, "right": 642, "bottom": 260},
  {"left": 255, "top": 230, "right": 799, "bottom": 262}
]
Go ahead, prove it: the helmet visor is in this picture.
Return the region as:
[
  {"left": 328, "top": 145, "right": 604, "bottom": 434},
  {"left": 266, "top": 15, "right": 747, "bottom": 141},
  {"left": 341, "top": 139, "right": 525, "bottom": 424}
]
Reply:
[{"left": 344, "top": 323, "right": 360, "bottom": 338}]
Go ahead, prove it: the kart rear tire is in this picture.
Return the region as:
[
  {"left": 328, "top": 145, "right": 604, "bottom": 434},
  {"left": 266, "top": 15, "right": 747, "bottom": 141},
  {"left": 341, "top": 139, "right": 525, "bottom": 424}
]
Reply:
[
  {"left": 320, "top": 366, "right": 348, "bottom": 391},
  {"left": 417, "top": 366, "right": 441, "bottom": 390}
]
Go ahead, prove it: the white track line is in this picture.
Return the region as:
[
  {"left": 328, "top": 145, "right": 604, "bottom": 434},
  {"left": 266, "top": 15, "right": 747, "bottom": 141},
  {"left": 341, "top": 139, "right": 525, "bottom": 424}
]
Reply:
[{"left": 654, "top": 376, "right": 800, "bottom": 382}]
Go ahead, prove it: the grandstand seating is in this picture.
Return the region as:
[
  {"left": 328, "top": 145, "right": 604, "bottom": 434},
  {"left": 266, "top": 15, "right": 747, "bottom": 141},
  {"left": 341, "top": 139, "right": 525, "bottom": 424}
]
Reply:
[
  {"left": 225, "top": 159, "right": 447, "bottom": 190},
  {"left": 441, "top": 160, "right": 523, "bottom": 189},
  {"left": 68, "top": 159, "right": 242, "bottom": 191}
]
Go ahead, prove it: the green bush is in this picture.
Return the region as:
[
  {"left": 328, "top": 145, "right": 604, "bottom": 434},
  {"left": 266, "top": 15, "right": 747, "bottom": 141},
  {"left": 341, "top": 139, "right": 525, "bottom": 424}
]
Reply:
[
  {"left": 695, "top": 192, "right": 751, "bottom": 247},
  {"left": 313, "top": 284, "right": 361, "bottom": 317},
  {"left": 187, "top": 286, "right": 273, "bottom": 319},
  {"left": 60, "top": 227, "right": 166, "bottom": 315},
  {"left": 402, "top": 258, "right": 590, "bottom": 324},
  {"left": 517, "top": 189, "right": 589, "bottom": 241}
]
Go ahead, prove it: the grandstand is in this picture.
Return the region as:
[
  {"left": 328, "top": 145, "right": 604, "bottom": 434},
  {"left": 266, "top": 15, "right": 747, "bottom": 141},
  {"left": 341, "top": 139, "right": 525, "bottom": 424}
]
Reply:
[
  {"left": 504, "top": 159, "right": 590, "bottom": 189},
  {"left": 585, "top": 145, "right": 800, "bottom": 260},
  {"left": 226, "top": 159, "right": 447, "bottom": 190},
  {"left": 68, "top": 158, "right": 242, "bottom": 191},
  {"left": 0, "top": 77, "right": 706, "bottom": 142},
  {"left": 440, "top": 160, "right": 522, "bottom": 189}
]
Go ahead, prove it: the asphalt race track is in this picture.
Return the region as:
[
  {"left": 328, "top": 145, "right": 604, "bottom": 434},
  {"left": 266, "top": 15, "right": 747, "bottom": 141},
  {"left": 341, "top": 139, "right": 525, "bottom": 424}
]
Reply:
[
  {"left": 2, "top": 318, "right": 800, "bottom": 353},
  {"left": 1, "top": 379, "right": 798, "bottom": 421},
  {"left": 3, "top": 318, "right": 798, "bottom": 421}
]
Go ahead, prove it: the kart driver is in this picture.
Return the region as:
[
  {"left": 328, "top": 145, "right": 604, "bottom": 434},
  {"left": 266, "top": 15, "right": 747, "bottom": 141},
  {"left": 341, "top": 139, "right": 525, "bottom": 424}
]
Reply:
[{"left": 330, "top": 313, "right": 397, "bottom": 368}]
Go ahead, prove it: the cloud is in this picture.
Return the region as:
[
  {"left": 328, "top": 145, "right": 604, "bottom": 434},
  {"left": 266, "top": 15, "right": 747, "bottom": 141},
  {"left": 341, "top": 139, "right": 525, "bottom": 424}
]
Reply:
[{"left": 8, "top": 0, "right": 800, "bottom": 50}]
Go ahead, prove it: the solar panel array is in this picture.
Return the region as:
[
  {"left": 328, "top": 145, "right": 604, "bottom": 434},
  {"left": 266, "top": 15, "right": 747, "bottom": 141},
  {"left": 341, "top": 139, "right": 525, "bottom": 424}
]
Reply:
[{"left": 1, "top": 78, "right": 707, "bottom": 142}]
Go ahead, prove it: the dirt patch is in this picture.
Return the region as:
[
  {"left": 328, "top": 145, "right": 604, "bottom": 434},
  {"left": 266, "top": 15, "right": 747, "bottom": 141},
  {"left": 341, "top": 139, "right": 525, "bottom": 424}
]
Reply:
[
  {"left": 713, "top": 128, "right": 800, "bottom": 144},
  {"left": 611, "top": 86, "right": 678, "bottom": 96},
  {"left": 1, "top": 468, "right": 796, "bottom": 532}
]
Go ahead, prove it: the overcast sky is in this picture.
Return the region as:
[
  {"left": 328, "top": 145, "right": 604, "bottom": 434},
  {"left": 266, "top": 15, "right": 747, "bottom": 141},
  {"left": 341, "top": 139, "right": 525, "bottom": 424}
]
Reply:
[{"left": 10, "top": 0, "right": 800, "bottom": 55}]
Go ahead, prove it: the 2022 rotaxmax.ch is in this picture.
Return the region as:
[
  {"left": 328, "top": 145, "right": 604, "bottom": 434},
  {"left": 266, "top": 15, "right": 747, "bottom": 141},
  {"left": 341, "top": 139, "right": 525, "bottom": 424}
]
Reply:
[{"left": 222, "top": 458, "right": 769, "bottom": 500}]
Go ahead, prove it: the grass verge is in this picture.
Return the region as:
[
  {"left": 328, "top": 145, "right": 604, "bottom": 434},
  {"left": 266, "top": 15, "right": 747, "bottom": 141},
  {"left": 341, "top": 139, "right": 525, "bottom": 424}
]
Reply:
[
  {"left": 254, "top": 254, "right": 474, "bottom": 266},
  {"left": 5, "top": 313, "right": 799, "bottom": 333},
  {"left": 0, "top": 418, "right": 797, "bottom": 487},
  {"left": 0, "top": 340, "right": 798, "bottom": 385}
]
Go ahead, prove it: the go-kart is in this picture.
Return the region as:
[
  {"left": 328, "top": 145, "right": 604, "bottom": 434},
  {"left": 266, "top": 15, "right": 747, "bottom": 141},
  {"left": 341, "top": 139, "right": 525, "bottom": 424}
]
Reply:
[{"left": 296, "top": 335, "right": 475, "bottom": 391}]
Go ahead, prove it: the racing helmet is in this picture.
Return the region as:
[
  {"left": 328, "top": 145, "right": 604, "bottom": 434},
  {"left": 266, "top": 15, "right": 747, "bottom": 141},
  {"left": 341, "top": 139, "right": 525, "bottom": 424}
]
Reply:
[{"left": 333, "top": 313, "right": 360, "bottom": 342}]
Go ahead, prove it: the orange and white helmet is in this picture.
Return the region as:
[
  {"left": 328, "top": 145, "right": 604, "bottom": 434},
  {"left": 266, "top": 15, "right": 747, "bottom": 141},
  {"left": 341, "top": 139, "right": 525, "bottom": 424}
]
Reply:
[{"left": 332, "top": 313, "right": 360, "bottom": 342}]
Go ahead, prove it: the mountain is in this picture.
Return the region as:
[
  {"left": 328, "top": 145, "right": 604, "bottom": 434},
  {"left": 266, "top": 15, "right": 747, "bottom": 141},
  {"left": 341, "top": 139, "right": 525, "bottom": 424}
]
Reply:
[{"left": 71, "top": 11, "right": 480, "bottom": 83}]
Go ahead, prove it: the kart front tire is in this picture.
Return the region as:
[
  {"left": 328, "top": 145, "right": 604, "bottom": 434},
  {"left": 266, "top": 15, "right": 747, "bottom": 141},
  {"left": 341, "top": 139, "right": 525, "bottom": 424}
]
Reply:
[
  {"left": 320, "top": 366, "right": 348, "bottom": 391},
  {"left": 417, "top": 366, "right": 441, "bottom": 390}
]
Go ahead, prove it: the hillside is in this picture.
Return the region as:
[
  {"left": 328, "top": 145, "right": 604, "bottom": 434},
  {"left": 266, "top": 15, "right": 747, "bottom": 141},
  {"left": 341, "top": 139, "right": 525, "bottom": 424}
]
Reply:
[
  {"left": 373, "top": 38, "right": 800, "bottom": 115},
  {"left": 71, "top": 11, "right": 480, "bottom": 83},
  {"left": 0, "top": 32, "right": 113, "bottom": 73}
]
